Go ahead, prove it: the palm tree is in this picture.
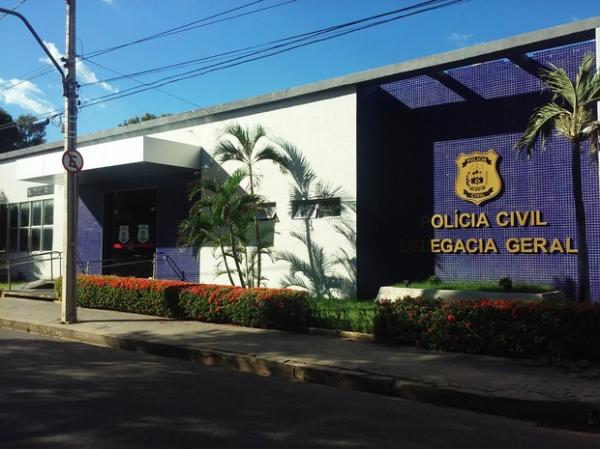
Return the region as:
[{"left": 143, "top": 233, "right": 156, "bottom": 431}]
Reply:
[
  {"left": 178, "top": 168, "right": 260, "bottom": 288},
  {"left": 515, "top": 53, "right": 600, "bottom": 301},
  {"left": 213, "top": 123, "right": 289, "bottom": 287}
]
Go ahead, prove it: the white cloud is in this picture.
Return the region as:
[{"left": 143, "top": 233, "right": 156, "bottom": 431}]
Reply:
[
  {"left": 0, "top": 77, "right": 54, "bottom": 115},
  {"left": 41, "top": 41, "right": 118, "bottom": 93},
  {"left": 449, "top": 32, "right": 474, "bottom": 48},
  {"left": 101, "top": 0, "right": 114, "bottom": 4}
]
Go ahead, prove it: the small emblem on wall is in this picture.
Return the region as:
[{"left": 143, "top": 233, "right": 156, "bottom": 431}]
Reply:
[
  {"left": 455, "top": 149, "right": 502, "bottom": 206},
  {"left": 118, "top": 225, "right": 130, "bottom": 243},
  {"left": 137, "top": 224, "right": 150, "bottom": 243}
]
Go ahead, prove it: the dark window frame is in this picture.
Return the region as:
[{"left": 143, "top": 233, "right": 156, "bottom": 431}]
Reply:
[
  {"left": 2, "top": 199, "right": 54, "bottom": 253},
  {"left": 291, "top": 197, "right": 342, "bottom": 220}
]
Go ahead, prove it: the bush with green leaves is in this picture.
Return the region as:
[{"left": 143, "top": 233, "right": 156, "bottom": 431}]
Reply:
[
  {"left": 55, "top": 275, "right": 193, "bottom": 317},
  {"left": 179, "top": 284, "right": 310, "bottom": 330},
  {"left": 374, "top": 297, "right": 600, "bottom": 360}
]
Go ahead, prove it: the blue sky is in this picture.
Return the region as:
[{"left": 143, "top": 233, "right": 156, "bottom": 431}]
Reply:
[{"left": 1, "top": 0, "right": 600, "bottom": 143}]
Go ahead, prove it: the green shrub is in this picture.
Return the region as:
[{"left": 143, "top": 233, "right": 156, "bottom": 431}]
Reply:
[
  {"left": 308, "top": 298, "right": 376, "bottom": 333},
  {"left": 55, "top": 275, "right": 194, "bottom": 317},
  {"left": 179, "top": 284, "right": 310, "bottom": 330},
  {"left": 374, "top": 297, "right": 600, "bottom": 360}
]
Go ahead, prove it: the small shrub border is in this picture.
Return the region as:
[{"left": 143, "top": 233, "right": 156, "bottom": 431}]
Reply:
[
  {"left": 374, "top": 297, "right": 600, "bottom": 360},
  {"left": 179, "top": 284, "right": 309, "bottom": 330},
  {"left": 56, "top": 275, "right": 194, "bottom": 317},
  {"left": 56, "top": 275, "right": 309, "bottom": 330}
]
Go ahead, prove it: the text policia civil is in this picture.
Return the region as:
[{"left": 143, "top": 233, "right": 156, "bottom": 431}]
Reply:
[
  {"left": 427, "top": 210, "right": 577, "bottom": 255},
  {"left": 423, "top": 148, "right": 578, "bottom": 255}
]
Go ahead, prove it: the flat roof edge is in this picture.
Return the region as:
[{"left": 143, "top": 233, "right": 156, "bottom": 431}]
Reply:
[{"left": 1, "top": 16, "right": 599, "bottom": 162}]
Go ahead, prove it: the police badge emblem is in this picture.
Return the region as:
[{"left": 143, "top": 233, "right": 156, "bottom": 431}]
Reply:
[
  {"left": 455, "top": 149, "right": 502, "bottom": 206},
  {"left": 118, "top": 225, "right": 130, "bottom": 243},
  {"left": 137, "top": 224, "right": 150, "bottom": 243}
]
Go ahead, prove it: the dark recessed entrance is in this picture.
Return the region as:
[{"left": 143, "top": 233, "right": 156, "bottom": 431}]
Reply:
[{"left": 103, "top": 188, "right": 157, "bottom": 278}]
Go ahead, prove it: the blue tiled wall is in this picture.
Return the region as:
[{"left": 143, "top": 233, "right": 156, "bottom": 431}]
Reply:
[
  {"left": 359, "top": 40, "right": 600, "bottom": 300},
  {"left": 77, "top": 190, "right": 102, "bottom": 274},
  {"left": 76, "top": 170, "right": 199, "bottom": 282},
  {"left": 155, "top": 180, "right": 199, "bottom": 282}
]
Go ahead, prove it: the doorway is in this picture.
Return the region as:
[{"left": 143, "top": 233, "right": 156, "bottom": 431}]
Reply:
[{"left": 103, "top": 188, "right": 157, "bottom": 278}]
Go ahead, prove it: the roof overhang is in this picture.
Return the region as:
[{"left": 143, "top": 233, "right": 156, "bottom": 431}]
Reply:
[{"left": 15, "top": 136, "right": 203, "bottom": 184}]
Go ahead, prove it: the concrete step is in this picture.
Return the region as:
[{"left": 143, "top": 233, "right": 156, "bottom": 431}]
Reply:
[{"left": 1, "top": 289, "right": 56, "bottom": 301}]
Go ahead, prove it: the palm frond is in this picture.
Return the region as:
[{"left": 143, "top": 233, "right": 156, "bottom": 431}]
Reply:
[
  {"left": 574, "top": 53, "right": 600, "bottom": 106},
  {"left": 214, "top": 139, "right": 246, "bottom": 164},
  {"left": 515, "top": 102, "right": 569, "bottom": 155},
  {"left": 541, "top": 63, "right": 577, "bottom": 108},
  {"left": 250, "top": 124, "right": 268, "bottom": 149},
  {"left": 276, "top": 138, "right": 316, "bottom": 193},
  {"left": 253, "top": 144, "right": 291, "bottom": 171}
]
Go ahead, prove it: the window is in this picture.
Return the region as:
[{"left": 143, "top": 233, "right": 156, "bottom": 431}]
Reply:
[
  {"left": 19, "top": 202, "right": 30, "bottom": 252},
  {"left": 3, "top": 199, "right": 54, "bottom": 252},
  {"left": 42, "top": 199, "right": 54, "bottom": 251},
  {"left": 255, "top": 202, "right": 278, "bottom": 222},
  {"left": 9, "top": 204, "right": 18, "bottom": 251},
  {"left": 292, "top": 198, "right": 342, "bottom": 219}
]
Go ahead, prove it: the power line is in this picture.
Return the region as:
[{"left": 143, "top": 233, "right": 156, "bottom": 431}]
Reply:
[
  {"left": 83, "top": 58, "right": 201, "bottom": 108},
  {"left": 81, "top": 0, "right": 462, "bottom": 88},
  {"left": 2, "top": 0, "right": 467, "bottom": 127},
  {"left": 0, "top": 0, "right": 27, "bottom": 22},
  {"left": 81, "top": 0, "right": 298, "bottom": 59},
  {"left": 1, "top": 0, "right": 298, "bottom": 94},
  {"left": 78, "top": 0, "right": 467, "bottom": 110}
]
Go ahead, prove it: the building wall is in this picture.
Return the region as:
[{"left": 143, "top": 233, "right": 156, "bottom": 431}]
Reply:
[
  {"left": 357, "top": 40, "right": 600, "bottom": 300},
  {"left": 0, "top": 160, "right": 63, "bottom": 281},
  {"left": 149, "top": 88, "right": 357, "bottom": 290}
]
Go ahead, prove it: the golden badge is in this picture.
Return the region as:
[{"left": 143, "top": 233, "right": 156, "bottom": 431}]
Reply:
[{"left": 455, "top": 149, "right": 502, "bottom": 206}]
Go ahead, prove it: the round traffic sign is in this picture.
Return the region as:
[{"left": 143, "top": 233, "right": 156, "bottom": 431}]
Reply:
[{"left": 62, "top": 150, "right": 84, "bottom": 173}]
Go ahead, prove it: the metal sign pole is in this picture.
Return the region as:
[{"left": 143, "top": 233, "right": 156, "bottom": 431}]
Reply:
[{"left": 61, "top": 0, "right": 77, "bottom": 323}]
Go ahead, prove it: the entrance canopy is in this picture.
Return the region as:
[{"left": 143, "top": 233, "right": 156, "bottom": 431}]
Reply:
[{"left": 15, "top": 136, "right": 204, "bottom": 185}]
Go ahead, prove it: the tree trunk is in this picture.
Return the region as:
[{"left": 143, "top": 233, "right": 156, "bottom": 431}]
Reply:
[
  {"left": 229, "top": 226, "right": 246, "bottom": 288},
  {"left": 219, "top": 242, "right": 236, "bottom": 286},
  {"left": 248, "top": 164, "right": 262, "bottom": 286},
  {"left": 571, "top": 141, "right": 591, "bottom": 301}
]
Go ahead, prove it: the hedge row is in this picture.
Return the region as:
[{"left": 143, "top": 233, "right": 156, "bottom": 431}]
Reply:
[
  {"left": 56, "top": 275, "right": 309, "bottom": 330},
  {"left": 374, "top": 297, "right": 600, "bottom": 360},
  {"left": 56, "top": 276, "right": 600, "bottom": 360}
]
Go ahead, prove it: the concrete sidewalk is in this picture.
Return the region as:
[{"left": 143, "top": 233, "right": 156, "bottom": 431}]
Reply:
[{"left": 1, "top": 297, "right": 599, "bottom": 429}]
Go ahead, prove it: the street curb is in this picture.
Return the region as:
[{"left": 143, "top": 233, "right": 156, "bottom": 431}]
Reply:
[{"left": 1, "top": 317, "right": 598, "bottom": 430}]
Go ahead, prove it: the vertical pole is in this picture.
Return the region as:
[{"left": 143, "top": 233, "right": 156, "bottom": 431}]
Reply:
[
  {"left": 152, "top": 252, "right": 157, "bottom": 279},
  {"left": 61, "top": 0, "right": 77, "bottom": 323},
  {"left": 7, "top": 259, "right": 10, "bottom": 291}
]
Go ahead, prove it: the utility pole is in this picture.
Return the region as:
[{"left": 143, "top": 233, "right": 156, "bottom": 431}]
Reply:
[
  {"left": 61, "top": 0, "right": 78, "bottom": 323},
  {"left": 0, "top": 5, "right": 78, "bottom": 323}
]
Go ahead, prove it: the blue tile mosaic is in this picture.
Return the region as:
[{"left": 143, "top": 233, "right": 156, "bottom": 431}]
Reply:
[{"left": 367, "top": 40, "right": 600, "bottom": 300}]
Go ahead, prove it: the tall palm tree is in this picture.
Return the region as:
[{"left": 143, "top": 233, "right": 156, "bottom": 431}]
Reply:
[
  {"left": 178, "top": 168, "right": 260, "bottom": 288},
  {"left": 213, "top": 123, "right": 289, "bottom": 287},
  {"left": 515, "top": 53, "right": 600, "bottom": 301}
]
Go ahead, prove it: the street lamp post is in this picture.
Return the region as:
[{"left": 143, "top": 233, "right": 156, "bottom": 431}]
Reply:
[{"left": 0, "top": 1, "right": 78, "bottom": 323}]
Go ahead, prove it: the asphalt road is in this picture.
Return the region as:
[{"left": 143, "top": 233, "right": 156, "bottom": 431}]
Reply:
[{"left": 1, "top": 329, "right": 599, "bottom": 449}]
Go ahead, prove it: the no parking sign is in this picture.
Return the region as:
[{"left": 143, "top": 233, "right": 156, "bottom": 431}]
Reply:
[{"left": 62, "top": 150, "right": 84, "bottom": 173}]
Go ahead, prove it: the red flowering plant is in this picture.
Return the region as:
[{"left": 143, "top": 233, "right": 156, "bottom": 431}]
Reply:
[
  {"left": 374, "top": 297, "right": 600, "bottom": 360},
  {"left": 56, "top": 275, "right": 194, "bottom": 317},
  {"left": 179, "top": 284, "right": 310, "bottom": 330}
]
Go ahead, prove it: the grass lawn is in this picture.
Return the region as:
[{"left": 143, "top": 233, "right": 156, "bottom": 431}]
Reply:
[
  {"left": 394, "top": 279, "right": 554, "bottom": 294},
  {"left": 308, "top": 298, "right": 377, "bottom": 333}
]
